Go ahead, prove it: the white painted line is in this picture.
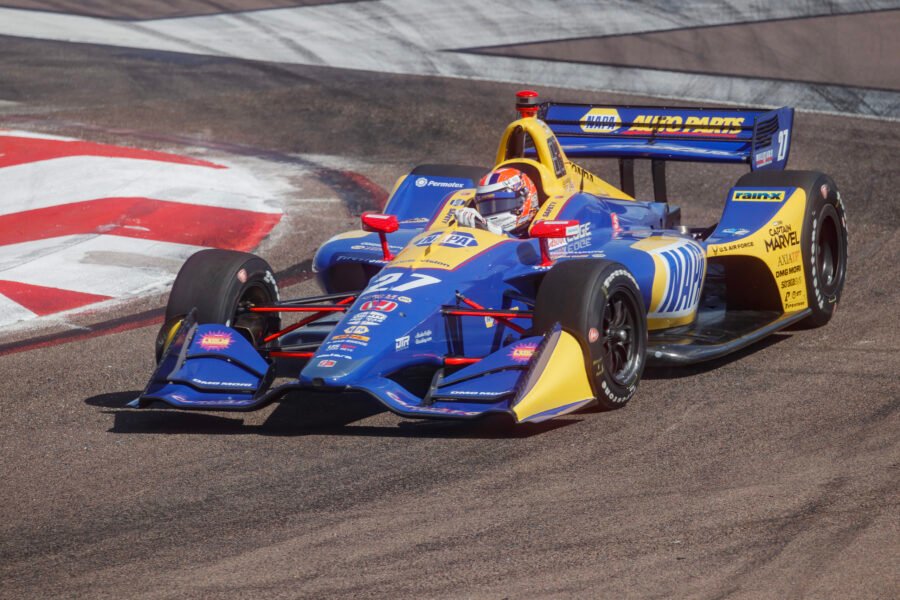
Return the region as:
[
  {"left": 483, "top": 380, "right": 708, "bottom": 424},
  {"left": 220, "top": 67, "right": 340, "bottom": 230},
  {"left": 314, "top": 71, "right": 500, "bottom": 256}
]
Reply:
[
  {"left": 0, "top": 234, "right": 202, "bottom": 298},
  {"left": 0, "top": 155, "right": 285, "bottom": 215},
  {"left": 0, "top": 129, "right": 78, "bottom": 141},
  {"left": 0, "top": 293, "right": 37, "bottom": 328}
]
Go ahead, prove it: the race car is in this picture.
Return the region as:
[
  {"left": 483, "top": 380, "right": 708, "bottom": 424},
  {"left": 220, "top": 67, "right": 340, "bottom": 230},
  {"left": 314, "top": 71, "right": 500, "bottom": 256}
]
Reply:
[{"left": 133, "top": 91, "right": 848, "bottom": 424}]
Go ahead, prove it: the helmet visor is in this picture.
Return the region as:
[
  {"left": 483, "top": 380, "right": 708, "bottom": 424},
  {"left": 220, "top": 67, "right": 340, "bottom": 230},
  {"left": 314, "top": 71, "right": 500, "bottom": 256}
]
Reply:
[{"left": 475, "top": 190, "right": 521, "bottom": 217}]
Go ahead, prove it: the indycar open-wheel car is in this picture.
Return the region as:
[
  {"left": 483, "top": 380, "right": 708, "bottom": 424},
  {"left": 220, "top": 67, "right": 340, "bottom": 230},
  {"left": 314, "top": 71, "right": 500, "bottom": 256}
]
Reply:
[{"left": 132, "top": 90, "right": 847, "bottom": 425}]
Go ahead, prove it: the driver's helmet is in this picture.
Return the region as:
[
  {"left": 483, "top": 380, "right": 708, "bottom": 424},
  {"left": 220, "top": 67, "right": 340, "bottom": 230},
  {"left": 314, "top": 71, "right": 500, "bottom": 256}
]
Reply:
[{"left": 474, "top": 167, "right": 539, "bottom": 235}]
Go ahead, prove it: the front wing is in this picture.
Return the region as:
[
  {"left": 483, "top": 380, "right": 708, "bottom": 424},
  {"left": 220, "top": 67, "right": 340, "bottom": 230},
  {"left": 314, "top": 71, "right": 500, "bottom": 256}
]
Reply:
[{"left": 133, "top": 317, "right": 596, "bottom": 424}]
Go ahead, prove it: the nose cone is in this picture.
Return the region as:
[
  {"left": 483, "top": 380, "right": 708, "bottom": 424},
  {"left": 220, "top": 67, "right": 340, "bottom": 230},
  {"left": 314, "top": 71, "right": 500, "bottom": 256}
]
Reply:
[{"left": 298, "top": 291, "right": 437, "bottom": 387}]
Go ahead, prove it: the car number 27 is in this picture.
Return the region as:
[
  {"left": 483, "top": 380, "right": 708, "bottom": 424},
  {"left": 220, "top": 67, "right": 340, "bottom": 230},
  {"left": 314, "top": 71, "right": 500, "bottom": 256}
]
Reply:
[{"left": 363, "top": 272, "right": 441, "bottom": 295}]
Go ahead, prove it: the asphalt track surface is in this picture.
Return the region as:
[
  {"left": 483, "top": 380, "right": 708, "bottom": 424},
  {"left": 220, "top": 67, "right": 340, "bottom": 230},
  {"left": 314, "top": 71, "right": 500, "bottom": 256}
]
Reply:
[{"left": 1, "top": 24, "right": 899, "bottom": 600}]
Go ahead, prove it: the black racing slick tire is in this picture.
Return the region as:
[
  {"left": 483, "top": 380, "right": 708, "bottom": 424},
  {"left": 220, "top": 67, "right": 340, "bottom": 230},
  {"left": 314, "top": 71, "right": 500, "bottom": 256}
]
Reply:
[
  {"left": 735, "top": 170, "right": 848, "bottom": 328},
  {"left": 155, "top": 249, "right": 280, "bottom": 362},
  {"left": 534, "top": 259, "right": 647, "bottom": 410}
]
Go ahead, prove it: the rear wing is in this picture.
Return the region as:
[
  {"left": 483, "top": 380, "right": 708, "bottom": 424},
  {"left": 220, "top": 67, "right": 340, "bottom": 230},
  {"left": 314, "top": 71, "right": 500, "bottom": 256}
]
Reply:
[{"left": 539, "top": 103, "right": 793, "bottom": 171}]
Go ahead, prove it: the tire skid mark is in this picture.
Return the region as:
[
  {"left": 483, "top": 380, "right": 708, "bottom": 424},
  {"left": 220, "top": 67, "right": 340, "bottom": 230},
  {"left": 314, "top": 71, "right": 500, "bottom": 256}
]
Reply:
[{"left": 708, "top": 476, "right": 894, "bottom": 599}]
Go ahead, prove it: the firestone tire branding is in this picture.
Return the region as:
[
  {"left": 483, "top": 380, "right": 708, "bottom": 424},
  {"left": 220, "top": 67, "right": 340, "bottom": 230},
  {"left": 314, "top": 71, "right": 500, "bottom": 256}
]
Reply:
[{"left": 598, "top": 268, "right": 642, "bottom": 406}]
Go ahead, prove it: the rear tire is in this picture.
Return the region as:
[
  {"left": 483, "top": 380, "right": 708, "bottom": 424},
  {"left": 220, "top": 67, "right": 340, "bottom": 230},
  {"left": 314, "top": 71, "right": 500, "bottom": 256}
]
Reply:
[
  {"left": 155, "top": 249, "right": 280, "bottom": 362},
  {"left": 735, "top": 170, "right": 848, "bottom": 328},
  {"left": 534, "top": 259, "right": 647, "bottom": 410}
]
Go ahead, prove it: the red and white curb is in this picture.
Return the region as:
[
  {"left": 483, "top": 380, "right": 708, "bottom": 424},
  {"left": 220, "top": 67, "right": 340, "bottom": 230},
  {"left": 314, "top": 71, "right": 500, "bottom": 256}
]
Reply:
[{"left": 0, "top": 130, "right": 290, "bottom": 330}]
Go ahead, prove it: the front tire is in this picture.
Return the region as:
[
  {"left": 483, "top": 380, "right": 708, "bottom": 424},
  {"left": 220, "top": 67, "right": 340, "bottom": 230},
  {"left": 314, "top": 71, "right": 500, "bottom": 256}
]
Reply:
[
  {"left": 155, "top": 249, "right": 280, "bottom": 362},
  {"left": 534, "top": 259, "right": 647, "bottom": 410}
]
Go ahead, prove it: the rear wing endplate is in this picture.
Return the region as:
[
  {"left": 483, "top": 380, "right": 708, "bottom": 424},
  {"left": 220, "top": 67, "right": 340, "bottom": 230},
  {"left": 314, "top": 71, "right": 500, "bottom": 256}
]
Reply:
[{"left": 539, "top": 103, "right": 794, "bottom": 171}]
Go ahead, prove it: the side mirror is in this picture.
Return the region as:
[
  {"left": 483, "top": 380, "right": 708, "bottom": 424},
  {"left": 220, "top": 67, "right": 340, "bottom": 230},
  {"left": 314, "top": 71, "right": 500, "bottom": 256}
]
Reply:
[
  {"left": 530, "top": 219, "right": 579, "bottom": 266},
  {"left": 361, "top": 212, "right": 399, "bottom": 234},
  {"left": 361, "top": 212, "right": 399, "bottom": 261}
]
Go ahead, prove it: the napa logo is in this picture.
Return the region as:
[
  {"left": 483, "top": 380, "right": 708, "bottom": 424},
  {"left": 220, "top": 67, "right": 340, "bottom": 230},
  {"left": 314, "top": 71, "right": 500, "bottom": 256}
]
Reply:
[
  {"left": 580, "top": 108, "right": 621, "bottom": 133},
  {"left": 650, "top": 240, "right": 706, "bottom": 318},
  {"left": 440, "top": 232, "right": 478, "bottom": 248},
  {"left": 415, "top": 232, "right": 442, "bottom": 247},
  {"left": 731, "top": 189, "right": 786, "bottom": 202}
]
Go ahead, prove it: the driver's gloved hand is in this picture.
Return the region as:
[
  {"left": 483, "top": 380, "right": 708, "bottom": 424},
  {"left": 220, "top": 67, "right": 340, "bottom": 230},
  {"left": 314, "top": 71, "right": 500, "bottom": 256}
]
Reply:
[{"left": 454, "top": 207, "right": 486, "bottom": 229}]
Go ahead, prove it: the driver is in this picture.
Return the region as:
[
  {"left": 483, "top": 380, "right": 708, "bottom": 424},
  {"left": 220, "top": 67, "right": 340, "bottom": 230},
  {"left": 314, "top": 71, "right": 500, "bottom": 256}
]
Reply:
[{"left": 454, "top": 167, "right": 539, "bottom": 237}]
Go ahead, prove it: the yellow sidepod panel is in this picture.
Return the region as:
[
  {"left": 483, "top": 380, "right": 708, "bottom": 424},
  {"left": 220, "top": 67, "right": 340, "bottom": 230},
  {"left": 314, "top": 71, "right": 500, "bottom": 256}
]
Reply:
[
  {"left": 513, "top": 329, "right": 595, "bottom": 423},
  {"left": 707, "top": 188, "right": 809, "bottom": 312}
]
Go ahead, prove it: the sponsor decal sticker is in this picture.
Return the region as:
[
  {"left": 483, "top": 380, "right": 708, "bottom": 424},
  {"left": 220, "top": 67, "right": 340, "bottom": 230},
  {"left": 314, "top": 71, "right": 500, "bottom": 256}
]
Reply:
[
  {"left": 416, "top": 177, "right": 464, "bottom": 189},
  {"left": 588, "top": 327, "right": 599, "bottom": 343},
  {"left": 548, "top": 222, "right": 592, "bottom": 254},
  {"left": 332, "top": 334, "right": 370, "bottom": 343},
  {"left": 447, "top": 389, "right": 502, "bottom": 397},
  {"left": 754, "top": 148, "right": 774, "bottom": 168},
  {"left": 440, "top": 231, "right": 478, "bottom": 248},
  {"left": 784, "top": 289, "right": 804, "bottom": 307},
  {"left": 415, "top": 232, "right": 442, "bottom": 247},
  {"left": 349, "top": 311, "right": 387, "bottom": 325},
  {"left": 647, "top": 240, "right": 706, "bottom": 318},
  {"left": 350, "top": 241, "right": 400, "bottom": 252},
  {"left": 731, "top": 190, "right": 786, "bottom": 202},
  {"left": 509, "top": 342, "right": 538, "bottom": 363},
  {"left": 777, "top": 250, "right": 801, "bottom": 267},
  {"left": 765, "top": 223, "right": 799, "bottom": 253},
  {"left": 360, "top": 299, "right": 398, "bottom": 312},
  {"left": 343, "top": 325, "right": 369, "bottom": 334},
  {"left": 721, "top": 228, "right": 751, "bottom": 236},
  {"left": 568, "top": 162, "right": 595, "bottom": 182},
  {"left": 580, "top": 108, "right": 621, "bottom": 133},
  {"left": 626, "top": 114, "right": 744, "bottom": 136},
  {"left": 317, "top": 359, "right": 336, "bottom": 368},
  {"left": 316, "top": 353, "right": 352, "bottom": 360},
  {"left": 198, "top": 331, "right": 233, "bottom": 351},
  {"left": 414, "top": 329, "right": 432, "bottom": 344},
  {"left": 710, "top": 240, "right": 754, "bottom": 255},
  {"left": 775, "top": 264, "right": 802, "bottom": 278},
  {"left": 190, "top": 378, "right": 254, "bottom": 388},
  {"left": 540, "top": 201, "right": 558, "bottom": 219},
  {"left": 236, "top": 268, "right": 247, "bottom": 283},
  {"left": 395, "top": 335, "right": 410, "bottom": 351}
]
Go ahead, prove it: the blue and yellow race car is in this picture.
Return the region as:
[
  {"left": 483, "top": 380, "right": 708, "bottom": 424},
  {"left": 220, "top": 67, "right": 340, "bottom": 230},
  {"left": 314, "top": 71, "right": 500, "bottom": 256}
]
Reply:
[{"left": 135, "top": 91, "right": 848, "bottom": 424}]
